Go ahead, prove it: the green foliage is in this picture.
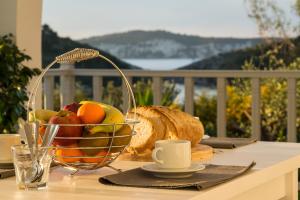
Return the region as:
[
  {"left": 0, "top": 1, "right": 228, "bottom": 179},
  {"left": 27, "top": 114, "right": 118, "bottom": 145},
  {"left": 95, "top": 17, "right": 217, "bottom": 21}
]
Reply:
[
  {"left": 296, "top": 0, "right": 300, "bottom": 17},
  {"left": 195, "top": 0, "right": 300, "bottom": 140},
  {"left": 194, "top": 46, "right": 300, "bottom": 141},
  {"left": 161, "top": 81, "right": 180, "bottom": 107},
  {"left": 0, "top": 34, "right": 41, "bottom": 133},
  {"left": 86, "top": 79, "right": 181, "bottom": 109},
  {"left": 194, "top": 94, "right": 217, "bottom": 136},
  {"left": 52, "top": 79, "right": 180, "bottom": 112},
  {"left": 134, "top": 79, "right": 153, "bottom": 106},
  {"left": 242, "top": 55, "right": 300, "bottom": 141},
  {"left": 52, "top": 81, "right": 89, "bottom": 111},
  {"left": 133, "top": 79, "right": 180, "bottom": 107},
  {"left": 245, "top": 0, "right": 291, "bottom": 39},
  {"left": 226, "top": 82, "right": 252, "bottom": 138},
  {"left": 102, "top": 81, "right": 123, "bottom": 110}
]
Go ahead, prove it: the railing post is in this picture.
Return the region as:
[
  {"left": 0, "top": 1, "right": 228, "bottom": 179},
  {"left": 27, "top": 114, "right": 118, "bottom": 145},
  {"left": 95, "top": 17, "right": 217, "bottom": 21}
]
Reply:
[
  {"left": 217, "top": 78, "right": 226, "bottom": 137},
  {"left": 251, "top": 78, "right": 261, "bottom": 140},
  {"left": 153, "top": 77, "right": 162, "bottom": 105},
  {"left": 93, "top": 76, "right": 103, "bottom": 102},
  {"left": 287, "top": 78, "right": 297, "bottom": 142},
  {"left": 184, "top": 77, "right": 194, "bottom": 115},
  {"left": 122, "top": 77, "right": 132, "bottom": 113},
  {"left": 43, "top": 76, "right": 54, "bottom": 110},
  {"left": 60, "top": 63, "right": 75, "bottom": 108}
]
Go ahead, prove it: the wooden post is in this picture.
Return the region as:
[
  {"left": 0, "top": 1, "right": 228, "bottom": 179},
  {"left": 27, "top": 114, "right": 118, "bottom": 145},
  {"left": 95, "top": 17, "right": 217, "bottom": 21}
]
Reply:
[
  {"left": 184, "top": 77, "right": 194, "bottom": 115},
  {"left": 122, "top": 77, "right": 132, "bottom": 113},
  {"left": 93, "top": 76, "right": 103, "bottom": 102},
  {"left": 60, "top": 63, "right": 75, "bottom": 108},
  {"left": 217, "top": 78, "right": 226, "bottom": 137},
  {"left": 287, "top": 78, "right": 297, "bottom": 142},
  {"left": 152, "top": 77, "right": 162, "bottom": 105},
  {"left": 251, "top": 78, "right": 261, "bottom": 140},
  {"left": 43, "top": 76, "right": 54, "bottom": 110}
]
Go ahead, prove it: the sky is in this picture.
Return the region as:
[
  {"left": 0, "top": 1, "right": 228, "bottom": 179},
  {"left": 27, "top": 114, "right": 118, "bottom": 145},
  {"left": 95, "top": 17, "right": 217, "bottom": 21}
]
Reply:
[{"left": 42, "top": 0, "right": 299, "bottom": 39}]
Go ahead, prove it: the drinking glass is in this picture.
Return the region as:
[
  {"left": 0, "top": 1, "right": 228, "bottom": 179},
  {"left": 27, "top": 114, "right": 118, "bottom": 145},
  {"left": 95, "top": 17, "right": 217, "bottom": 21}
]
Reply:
[{"left": 11, "top": 144, "right": 53, "bottom": 190}]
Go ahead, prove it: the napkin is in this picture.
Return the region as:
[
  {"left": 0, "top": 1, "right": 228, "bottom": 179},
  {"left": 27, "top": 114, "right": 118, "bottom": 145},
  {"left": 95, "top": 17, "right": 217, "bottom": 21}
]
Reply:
[
  {"left": 99, "top": 162, "right": 255, "bottom": 190},
  {"left": 200, "top": 137, "right": 257, "bottom": 149}
]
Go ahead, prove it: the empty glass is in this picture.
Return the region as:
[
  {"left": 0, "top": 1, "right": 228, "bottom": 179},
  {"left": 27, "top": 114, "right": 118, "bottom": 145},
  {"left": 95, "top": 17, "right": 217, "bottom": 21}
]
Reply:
[{"left": 11, "top": 144, "right": 53, "bottom": 190}]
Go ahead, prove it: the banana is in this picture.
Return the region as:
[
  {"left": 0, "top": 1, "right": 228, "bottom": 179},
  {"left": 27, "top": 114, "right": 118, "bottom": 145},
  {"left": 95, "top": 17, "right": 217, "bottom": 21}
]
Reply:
[
  {"left": 80, "top": 101, "right": 125, "bottom": 134},
  {"left": 29, "top": 109, "right": 58, "bottom": 123}
]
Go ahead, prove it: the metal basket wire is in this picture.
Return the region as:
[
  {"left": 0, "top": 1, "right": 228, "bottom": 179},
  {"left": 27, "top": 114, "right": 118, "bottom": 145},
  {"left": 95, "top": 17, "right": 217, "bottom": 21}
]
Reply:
[{"left": 26, "top": 48, "right": 138, "bottom": 171}]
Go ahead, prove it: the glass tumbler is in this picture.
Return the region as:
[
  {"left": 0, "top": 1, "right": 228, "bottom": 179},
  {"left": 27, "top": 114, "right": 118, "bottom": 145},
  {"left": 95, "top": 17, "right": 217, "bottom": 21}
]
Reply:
[{"left": 11, "top": 144, "right": 53, "bottom": 190}]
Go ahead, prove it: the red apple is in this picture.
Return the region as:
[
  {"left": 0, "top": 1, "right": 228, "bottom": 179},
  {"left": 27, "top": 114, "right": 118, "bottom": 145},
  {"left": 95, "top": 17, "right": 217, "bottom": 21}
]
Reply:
[
  {"left": 63, "top": 103, "right": 82, "bottom": 114},
  {"left": 49, "top": 110, "right": 83, "bottom": 146}
]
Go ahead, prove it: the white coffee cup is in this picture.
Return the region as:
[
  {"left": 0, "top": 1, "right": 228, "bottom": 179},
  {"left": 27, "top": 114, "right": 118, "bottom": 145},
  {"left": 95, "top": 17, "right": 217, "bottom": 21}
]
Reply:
[
  {"left": 0, "top": 134, "right": 21, "bottom": 163},
  {"left": 152, "top": 140, "right": 191, "bottom": 169}
]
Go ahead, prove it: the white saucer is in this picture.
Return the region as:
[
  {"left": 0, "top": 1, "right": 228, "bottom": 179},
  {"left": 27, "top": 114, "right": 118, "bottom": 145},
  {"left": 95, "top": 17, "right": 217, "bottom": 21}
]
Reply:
[{"left": 141, "top": 163, "right": 205, "bottom": 178}]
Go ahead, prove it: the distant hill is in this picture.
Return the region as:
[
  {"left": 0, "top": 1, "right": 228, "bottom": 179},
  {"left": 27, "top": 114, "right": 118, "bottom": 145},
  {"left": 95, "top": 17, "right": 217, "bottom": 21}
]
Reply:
[
  {"left": 177, "top": 48, "right": 259, "bottom": 70},
  {"left": 79, "top": 30, "right": 262, "bottom": 59},
  {"left": 178, "top": 37, "right": 300, "bottom": 70},
  {"left": 42, "top": 25, "right": 140, "bottom": 69}
]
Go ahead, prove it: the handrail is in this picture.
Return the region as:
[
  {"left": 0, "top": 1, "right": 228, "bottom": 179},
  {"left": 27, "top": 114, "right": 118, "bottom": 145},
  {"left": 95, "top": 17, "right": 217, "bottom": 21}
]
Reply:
[{"left": 45, "top": 68, "right": 300, "bottom": 78}]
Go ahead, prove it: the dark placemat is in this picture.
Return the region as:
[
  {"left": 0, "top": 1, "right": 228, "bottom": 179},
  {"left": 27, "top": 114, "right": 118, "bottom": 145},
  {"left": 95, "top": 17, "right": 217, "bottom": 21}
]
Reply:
[
  {"left": 0, "top": 163, "right": 15, "bottom": 179},
  {"left": 0, "top": 163, "right": 14, "bottom": 169},
  {"left": 0, "top": 162, "right": 58, "bottom": 179},
  {"left": 0, "top": 168, "right": 15, "bottom": 179},
  {"left": 99, "top": 162, "right": 255, "bottom": 190},
  {"left": 200, "top": 137, "right": 257, "bottom": 149}
]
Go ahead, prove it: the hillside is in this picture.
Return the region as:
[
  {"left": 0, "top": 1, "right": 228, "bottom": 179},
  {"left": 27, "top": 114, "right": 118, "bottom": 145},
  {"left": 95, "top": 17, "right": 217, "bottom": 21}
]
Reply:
[
  {"left": 42, "top": 25, "right": 140, "bottom": 69},
  {"left": 177, "top": 48, "right": 259, "bottom": 70},
  {"left": 178, "top": 37, "right": 300, "bottom": 70},
  {"left": 79, "top": 30, "right": 262, "bottom": 59}
]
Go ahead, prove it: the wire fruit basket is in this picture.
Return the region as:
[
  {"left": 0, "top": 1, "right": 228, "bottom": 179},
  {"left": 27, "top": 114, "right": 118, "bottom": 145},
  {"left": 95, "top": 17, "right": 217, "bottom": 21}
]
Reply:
[{"left": 27, "top": 48, "right": 138, "bottom": 171}]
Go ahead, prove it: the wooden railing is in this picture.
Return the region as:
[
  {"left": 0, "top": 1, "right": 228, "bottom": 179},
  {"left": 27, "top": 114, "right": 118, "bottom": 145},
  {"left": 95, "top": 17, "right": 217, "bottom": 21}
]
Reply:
[{"left": 43, "top": 64, "right": 300, "bottom": 142}]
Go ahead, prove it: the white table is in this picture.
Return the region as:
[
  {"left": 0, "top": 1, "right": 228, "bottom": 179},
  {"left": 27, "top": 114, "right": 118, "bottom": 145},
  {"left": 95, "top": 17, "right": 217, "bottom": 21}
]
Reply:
[{"left": 1, "top": 142, "right": 300, "bottom": 200}]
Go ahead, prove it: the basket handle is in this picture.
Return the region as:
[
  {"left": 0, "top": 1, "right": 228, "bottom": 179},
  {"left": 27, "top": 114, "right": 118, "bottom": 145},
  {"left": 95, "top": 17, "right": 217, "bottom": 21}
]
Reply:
[
  {"left": 27, "top": 48, "right": 136, "bottom": 121},
  {"left": 56, "top": 48, "right": 99, "bottom": 63}
]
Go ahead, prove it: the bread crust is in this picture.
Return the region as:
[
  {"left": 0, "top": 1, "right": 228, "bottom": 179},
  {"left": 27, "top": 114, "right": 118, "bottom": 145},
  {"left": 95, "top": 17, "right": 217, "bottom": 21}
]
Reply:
[
  {"left": 152, "top": 106, "right": 204, "bottom": 146},
  {"left": 149, "top": 106, "right": 179, "bottom": 140}
]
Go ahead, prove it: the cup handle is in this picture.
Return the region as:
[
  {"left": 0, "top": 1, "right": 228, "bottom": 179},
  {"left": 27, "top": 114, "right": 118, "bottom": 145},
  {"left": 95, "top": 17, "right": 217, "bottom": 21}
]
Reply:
[{"left": 152, "top": 147, "right": 164, "bottom": 165}]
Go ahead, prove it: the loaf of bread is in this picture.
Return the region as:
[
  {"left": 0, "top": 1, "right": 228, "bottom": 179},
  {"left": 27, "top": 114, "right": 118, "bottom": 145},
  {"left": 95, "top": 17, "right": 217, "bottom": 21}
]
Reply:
[{"left": 127, "top": 106, "right": 204, "bottom": 154}]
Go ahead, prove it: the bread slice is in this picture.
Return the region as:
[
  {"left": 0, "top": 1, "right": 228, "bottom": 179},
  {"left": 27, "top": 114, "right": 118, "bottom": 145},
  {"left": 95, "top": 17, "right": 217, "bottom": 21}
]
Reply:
[
  {"left": 134, "top": 106, "right": 166, "bottom": 139},
  {"left": 126, "top": 110, "right": 165, "bottom": 154},
  {"left": 126, "top": 112, "right": 153, "bottom": 153},
  {"left": 152, "top": 106, "right": 204, "bottom": 146}
]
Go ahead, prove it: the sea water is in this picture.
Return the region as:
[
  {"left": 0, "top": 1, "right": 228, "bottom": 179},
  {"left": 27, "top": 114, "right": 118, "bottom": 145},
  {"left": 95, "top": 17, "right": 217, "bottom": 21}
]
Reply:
[
  {"left": 124, "top": 58, "right": 216, "bottom": 104},
  {"left": 124, "top": 58, "right": 196, "bottom": 70}
]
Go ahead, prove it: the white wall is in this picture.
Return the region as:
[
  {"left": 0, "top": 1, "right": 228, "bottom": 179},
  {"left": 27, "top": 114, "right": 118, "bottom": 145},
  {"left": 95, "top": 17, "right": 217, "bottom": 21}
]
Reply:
[{"left": 0, "top": 0, "right": 43, "bottom": 109}]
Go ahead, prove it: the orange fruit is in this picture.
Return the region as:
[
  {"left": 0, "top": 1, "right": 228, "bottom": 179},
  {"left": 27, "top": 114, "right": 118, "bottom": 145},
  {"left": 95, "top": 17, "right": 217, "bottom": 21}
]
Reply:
[
  {"left": 39, "top": 125, "right": 46, "bottom": 135},
  {"left": 77, "top": 103, "right": 105, "bottom": 124},
  {"left": 82, "top": 151, "right": 110, "bottom": 163},
  {"left": 55, "top": 144, "right": 84, "bottom": 163},
  {"left": 38, "top": 125, "right": 46, "bottom": 145}
]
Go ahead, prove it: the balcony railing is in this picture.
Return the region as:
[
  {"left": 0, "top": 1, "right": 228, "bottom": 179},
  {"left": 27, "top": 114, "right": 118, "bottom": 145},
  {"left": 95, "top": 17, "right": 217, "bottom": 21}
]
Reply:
[{"left": 43, "top": 63, "right": 300, "bottom": 142}]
